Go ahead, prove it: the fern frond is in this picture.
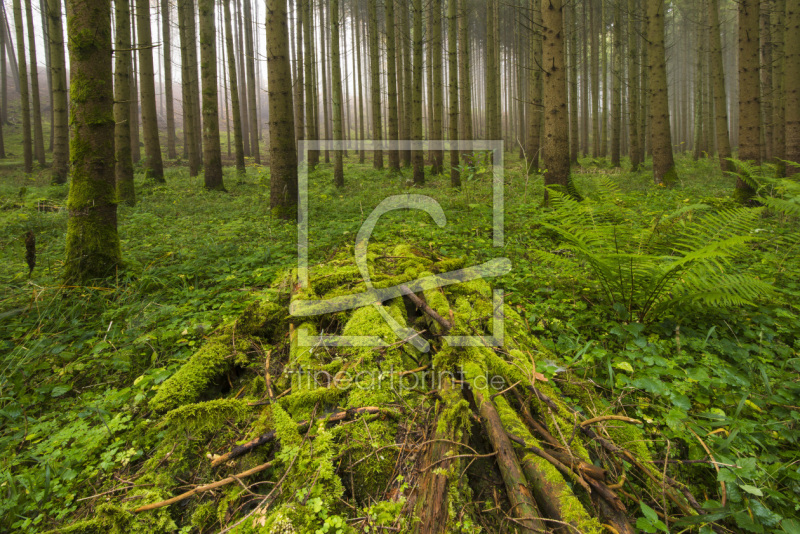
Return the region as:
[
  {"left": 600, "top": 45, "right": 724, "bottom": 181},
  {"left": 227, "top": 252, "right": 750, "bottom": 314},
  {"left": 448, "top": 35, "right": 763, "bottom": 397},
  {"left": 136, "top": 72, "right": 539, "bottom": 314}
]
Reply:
[{"left": 758, "top": 197, "right": 800, "bottom": 217}]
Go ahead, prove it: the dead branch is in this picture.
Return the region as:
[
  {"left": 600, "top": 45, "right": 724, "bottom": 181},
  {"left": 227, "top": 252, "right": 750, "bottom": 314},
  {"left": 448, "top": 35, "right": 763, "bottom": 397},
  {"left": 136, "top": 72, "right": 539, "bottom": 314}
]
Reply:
[{"left": 133, "top": 461, "right": 274, "bottom": 512}]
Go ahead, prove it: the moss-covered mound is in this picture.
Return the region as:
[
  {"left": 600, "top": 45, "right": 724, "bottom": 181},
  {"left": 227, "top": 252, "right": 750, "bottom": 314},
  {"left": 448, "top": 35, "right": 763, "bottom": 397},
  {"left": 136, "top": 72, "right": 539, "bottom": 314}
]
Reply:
[{"left": 51, "top": 245, "right": 710, "bottom": 533}]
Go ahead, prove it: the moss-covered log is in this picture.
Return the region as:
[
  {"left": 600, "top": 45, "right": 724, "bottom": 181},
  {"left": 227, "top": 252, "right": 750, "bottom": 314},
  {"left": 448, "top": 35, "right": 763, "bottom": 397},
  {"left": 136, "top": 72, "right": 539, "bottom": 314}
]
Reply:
[{"left": 52, "top": 246, "right": 714, "bottom": 533}]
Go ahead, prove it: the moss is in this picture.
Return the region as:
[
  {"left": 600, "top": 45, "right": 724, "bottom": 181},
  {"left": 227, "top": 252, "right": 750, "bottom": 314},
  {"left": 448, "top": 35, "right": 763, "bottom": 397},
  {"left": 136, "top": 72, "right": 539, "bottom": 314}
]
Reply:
[
  {"left": 160, "top": 399, "right": 250, "bottom": 437},
  {"left": 521, "top": 454, "right": 603, "bottom": 534},
  {"left": 149, "top": 335, "right": 239, "bottom": 413},
  {"left": 43, "top": 518, "right": 105, "bottom": 534},
  {"left": 661, "top": 165, "right": 679, "bottom": 187},
  {"left": 494, "top": 398, "right": 602, "bottom": 534},
  {"left": 221, "top": 296, "right": 286, "bottom": 340},
  {"left": 95, "top": 497, "right": 177, "bottom": 533},
  {"left": 190, "top": 501, "right": 217, "bottom": 530}
]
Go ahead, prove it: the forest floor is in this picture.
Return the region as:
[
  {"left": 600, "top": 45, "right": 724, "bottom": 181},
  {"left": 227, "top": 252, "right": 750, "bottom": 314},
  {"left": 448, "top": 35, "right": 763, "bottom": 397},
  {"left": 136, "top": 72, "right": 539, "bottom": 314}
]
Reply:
[{"left": 1, "top": 151, "right": 799, "bottom": 533}]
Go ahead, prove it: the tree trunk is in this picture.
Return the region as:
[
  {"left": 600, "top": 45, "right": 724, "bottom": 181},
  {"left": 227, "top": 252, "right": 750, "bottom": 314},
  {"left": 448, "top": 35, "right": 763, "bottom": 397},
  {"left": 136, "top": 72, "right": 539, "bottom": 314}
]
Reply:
[
  {"left": 303, "top": 0, "right": 318, "bottom": 168},
  {"left": 243, "top": 0, "right": 260, "bottom": 163},
  {"left": 331, "top": 0, "right": 344, "bottom": 186},
  {"left": 136, "top": 0, "right": 165, "bottom": 181},
  {"left": 399, "top": 2, "right": 412, "bottom": 165},
  {"left": 485, "top": 0, "right": 496, "bottom": 142},
  {"left": 760, "top": 0, "right": 773, "bottom": 161},
  {"left": 591, "top": 0, "right": 599, "bottom": 157},
  {"left": 772, "top": 0, "right": 785, "bottom": 176},
  {"left": 542, "top": 0, "right": 578, "bottom": 203},
  {"left": 786, "top": 0, "right": 800, "bottom": 176},
  {"left": 458, "top": 0, "right": 472, "bottom": 142},
  {"left": 115, "top": 0, "right": 135, "bottom": 206},
  {"left": 178, "top": 0, "right": 201, "bottom": 176},
  {"left": 267, "top": 0, "right": 298, "bottom": 218},
  {"left": 162, "top": 0, "right": 177, "bottom": 159},
  {"left": 320, "top": 0, "right": 331, "bottom": 163},
  {"left": 367, "top": 0, "right": 383, "bottom": 169},
  {"left": 47, "top": 0, "right": 69, "bottom": 183},
  {"left": 526, "top": 0, "right": 541, "bottom": 170},
  {"left": 12, "top": 0, "right": 32, "bottom": 173},
  {"left": 25, "top": 0, "right": 45, "bottom": 166},
  {"left": 708, "top": 0, "right": 732, "bottom": 173},
  {"left": 447, "top": 0, "right": 459, "bottom": 186},
  {"left": 39, "top": 0, "right": 53, "bottom": 153},
  {"left": 569, "top": 0, "right": 579, "bottom": 164},
  {"left": 236, "top": 0, "right": 250, "bottom": 157},
  {"left": 386, "top": 0, "right": 400, "bottom": 170},
  {"left": 627, "top": 0, "right": 640, "bottom": 170},
  {"left": 0, "top": 11, "right": 6, "bottom": 127},
  {"left": 430, "top": 0, "right": 443, "bottom": 173},
  {"left": 130, "top": 9, "right": 141, "bottom": 164},
  {"left": 646, "top": 0, "right": 676, "bottom": 186},
  {"left": 600, "top": 0, "right": 608, "bottom": 157},
  {"left": 199, "top": 0, "right": 224, "bottom": 190},
  {"left": 693, "top": 5, "right": 705, "bottom": 161},
  {"left": 294, "top": 0, "right": 304, "bottom": 149},
  {"left": 64, "top": 0, "right": 121, "bottom": 283},
  {"left": 610, "top": 0, "right": 621, "bottom": 167},
  {"left": 735, "top": 0, "right": 760, "bottom": 202},
  {"left": 225, "top": 0, "right": 246, "bottom": 174},
  {"left": 412, "top": 0, "right": 424, "bottom": 184}
]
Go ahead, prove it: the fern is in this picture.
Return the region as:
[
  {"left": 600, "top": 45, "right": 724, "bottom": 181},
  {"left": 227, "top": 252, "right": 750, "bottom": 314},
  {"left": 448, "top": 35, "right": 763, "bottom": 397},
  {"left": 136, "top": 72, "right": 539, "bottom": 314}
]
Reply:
[{"left": 538, "top": 190, "right": 773, "bottom": 323}]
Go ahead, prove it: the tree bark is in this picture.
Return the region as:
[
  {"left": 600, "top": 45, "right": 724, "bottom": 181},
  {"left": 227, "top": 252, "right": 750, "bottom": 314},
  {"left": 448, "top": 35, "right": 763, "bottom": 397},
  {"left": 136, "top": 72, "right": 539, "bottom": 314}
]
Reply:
[
  {"left": 178, "top": 0, "right": 201, "bottom": 176},
  {"left": 115, "top": 0, "right": 135, "bottom": 206},
  {"left": 136, "top": 0, "right": 165, "bottom": 181},
  {"left": 367, "top": 0, "right": 383, "bottom": 169},
  {"left": 760, "top": 0, "right": 773, "bottom": 161},
  {"left": 302, "top": 0, "right": 319, "bottom": 168},
  {"left": 12, "top": 0, "right": 32, "bottom": 173},
  {"left": 786, "top": 0, "right": 800, "bottom": 176},
  {"left": 447, "top": 0, "right": 459, "bottom": 186},
  {"left": 199, "top": 0, "right": 224, "bottom": 190},
  {"left": 412, "top": 0, "right": 424, "bottom": 184},
  {"left": 646, "top": 0, "right": 676, "bottom": 186},
  {"left": 430, "top": 0, "right": 443, "bottom": 173},
  {"left": 320, "top": 0, "right": 331, "bottom": 163},
  {"left": 46, "top": 0, "right": 69, "bottom": 183},
  {"left": 25, "top": 0, "right": 45, "bottom": 167},
  {"left": 64, "top": 0, "right": 121, "bottom": 283},
  {"left": 386, "top": 0, "right": 400, "bottom": 170},
  {"left": 243, "top": 0, "right": 260, "bottom": 163},
  {"left": 162, "top": 0, "right": 176, "bottom": 159},
  {"left": 526, "top": 0, "right": 542, "bottom": 171},
  {"left": 611, "top": 0, "right": 622, "bottom": 167},
  {"left": 458, "top": 0, "right": 472, "bottom": 142},
  {"left": 628, "top": 0, "right": 640, "bottom": 170},
  {"left": 708, "top": 0, "right": 732, "bottom": 173},
  {"left": 736, "top": 0, "right": 760, "bottom": 202},
  {"left": 294, "top": 0, "right": 304, "bottom": 149},
  {"left": 486, "top": 0, "right": 497, "bottom": 142},
  {"left": 225, "top": 0, "right": 246, "bottom": 174},
  {"left": 130, "top": 9, "right": 141, "bottom": 164},
  {"left": 569, "top": 0, "right": 579, "bottom": 164},
  {"left": 772, "top": 0, "right": 785, "bottom": 176},
  {"left": 591, "top": 0, "right": 599, "bottom": 157},
  {"left": 267, "top": 0, "right": 298, "bottom": 218},
  {"left": 331, "top": 0, "right": 344, "bottom": 186},
  {"left": 542, "top": 0, "right": 578, "bottom": 203}
]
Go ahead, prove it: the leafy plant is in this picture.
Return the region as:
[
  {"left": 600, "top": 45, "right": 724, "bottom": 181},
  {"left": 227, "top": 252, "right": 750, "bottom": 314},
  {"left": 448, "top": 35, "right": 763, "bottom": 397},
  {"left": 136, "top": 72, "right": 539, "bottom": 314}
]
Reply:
[{"left": 535, "top": 185, "right": 773, "bottom": 322}]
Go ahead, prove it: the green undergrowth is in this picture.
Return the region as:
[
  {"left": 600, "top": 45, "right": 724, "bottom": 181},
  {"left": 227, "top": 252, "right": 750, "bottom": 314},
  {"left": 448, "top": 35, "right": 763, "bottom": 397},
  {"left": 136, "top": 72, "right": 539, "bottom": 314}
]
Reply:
[{"left": 0, "top": 151, "right": 798, "bottom": 532}]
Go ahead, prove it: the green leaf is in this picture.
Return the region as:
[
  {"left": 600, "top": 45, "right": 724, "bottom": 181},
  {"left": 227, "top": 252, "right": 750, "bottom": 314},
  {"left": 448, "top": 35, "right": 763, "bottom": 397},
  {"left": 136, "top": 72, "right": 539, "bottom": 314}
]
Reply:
[
  {"left": 738, "top": 484, "right": 763, "bottom": 497},
  {"left": 51, "top": 385, "right": 71, "bottom": 397}
]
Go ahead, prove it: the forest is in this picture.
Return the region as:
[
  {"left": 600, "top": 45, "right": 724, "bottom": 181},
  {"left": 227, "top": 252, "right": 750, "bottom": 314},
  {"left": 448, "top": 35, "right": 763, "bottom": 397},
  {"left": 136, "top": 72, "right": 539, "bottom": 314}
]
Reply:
[{"left": 0, "top": 0, "right": 799, "bottom": 532}]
